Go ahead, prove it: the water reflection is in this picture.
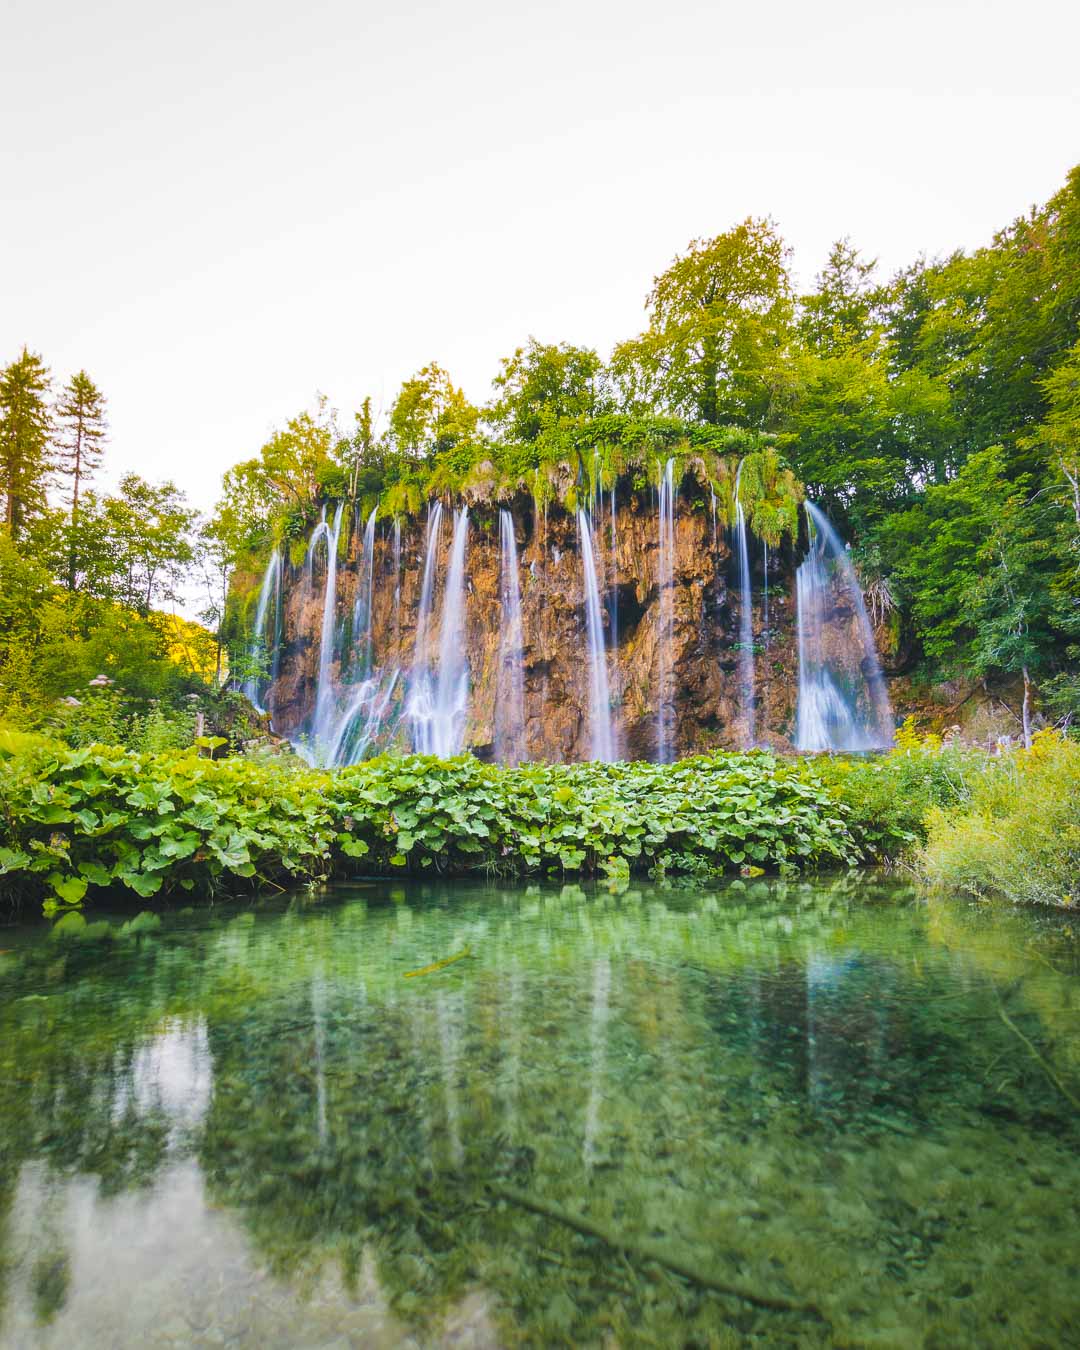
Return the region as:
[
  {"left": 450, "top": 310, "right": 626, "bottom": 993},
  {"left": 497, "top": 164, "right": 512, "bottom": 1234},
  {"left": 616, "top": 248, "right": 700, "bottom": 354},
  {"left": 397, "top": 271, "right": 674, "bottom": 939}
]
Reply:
[{"left": 1, "top": 877, "right": 1078, "bottom": 1346}]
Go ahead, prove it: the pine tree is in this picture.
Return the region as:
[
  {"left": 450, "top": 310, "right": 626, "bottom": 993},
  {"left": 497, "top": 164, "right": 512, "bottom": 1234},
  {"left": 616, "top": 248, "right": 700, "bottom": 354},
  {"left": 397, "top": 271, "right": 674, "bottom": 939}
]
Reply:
[
  {"left": 54, "top": 370, "right": 108, "bottom": 587},
  {"left": 0, "top": 348, "right": 52, "bottom": 541}
]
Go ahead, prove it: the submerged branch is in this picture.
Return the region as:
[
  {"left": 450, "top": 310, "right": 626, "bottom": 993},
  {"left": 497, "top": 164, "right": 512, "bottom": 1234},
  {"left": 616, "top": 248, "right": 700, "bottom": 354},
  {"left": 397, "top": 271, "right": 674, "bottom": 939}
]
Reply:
[
  {"left": 490, "top": 1182, "right": 828, "bottom": 1324},
  {"left": 993, "top": 985, "right": 1080, "bottom": 1112}
]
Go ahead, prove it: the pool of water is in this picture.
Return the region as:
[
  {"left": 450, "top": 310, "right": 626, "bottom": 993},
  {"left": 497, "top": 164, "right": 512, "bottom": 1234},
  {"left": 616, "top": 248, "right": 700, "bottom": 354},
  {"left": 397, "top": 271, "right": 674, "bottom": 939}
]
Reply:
[{"left": 1, "top": 876, "right": 1078, "bottom": 1348}]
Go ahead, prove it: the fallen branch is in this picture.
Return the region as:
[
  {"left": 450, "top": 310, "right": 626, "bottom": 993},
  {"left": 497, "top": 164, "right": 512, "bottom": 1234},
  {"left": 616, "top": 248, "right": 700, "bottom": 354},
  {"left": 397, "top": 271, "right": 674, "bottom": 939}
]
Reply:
[
  {"left": 490, "top": 1182, "right": 828, "bottom": 1324},
  {"left": 995, "top": 998, "right": 1080, "bottom": 1113}
]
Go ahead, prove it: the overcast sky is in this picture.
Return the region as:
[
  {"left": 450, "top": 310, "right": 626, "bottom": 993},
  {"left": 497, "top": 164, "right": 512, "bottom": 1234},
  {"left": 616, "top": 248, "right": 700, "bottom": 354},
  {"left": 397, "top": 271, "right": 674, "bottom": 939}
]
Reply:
[{"left": 3, "top": 0, "right": 1078, "bottom": 515}]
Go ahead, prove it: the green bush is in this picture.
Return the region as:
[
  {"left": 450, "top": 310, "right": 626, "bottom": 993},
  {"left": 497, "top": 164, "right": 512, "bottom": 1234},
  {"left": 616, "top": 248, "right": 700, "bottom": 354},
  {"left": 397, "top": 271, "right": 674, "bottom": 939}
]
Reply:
[
  {"left": 918, "top": 733, "right": 1080, "bottom": 908},
  {"left": 811, "top": 740, "right": 983, "bottom": 861},
  {"left": 0, "top": 744, "right": 856, "bottom": 915}
]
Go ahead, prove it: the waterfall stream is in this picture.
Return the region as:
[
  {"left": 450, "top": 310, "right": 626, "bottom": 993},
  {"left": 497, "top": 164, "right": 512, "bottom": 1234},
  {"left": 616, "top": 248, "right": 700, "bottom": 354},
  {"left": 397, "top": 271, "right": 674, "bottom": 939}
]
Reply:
[
  {"left": 578, "top": 509, "right": 614, "bottom": 762},
  {"left": 795, "top": 502, "right": 894, "bottom": 751},
  {"left": 408, "top": 506, "right": 470, "bottom": 756},
  {"left": 351, "top": 506, "right": 378, "bottom": 679},
  {"left": 656, "top": 458, "right": 675, "bottom": 762},
  {"left": 495, "top": 509, "right": 526, "bottom": 764},
  {"left": 733, "top": 460, "right": 756, "bottom": 746},
  {"left": 308, "top": 502, "right": 345, "bottom": 762},
  {"left": 242, "top": 547, "right": 281, "bottom": 713}
]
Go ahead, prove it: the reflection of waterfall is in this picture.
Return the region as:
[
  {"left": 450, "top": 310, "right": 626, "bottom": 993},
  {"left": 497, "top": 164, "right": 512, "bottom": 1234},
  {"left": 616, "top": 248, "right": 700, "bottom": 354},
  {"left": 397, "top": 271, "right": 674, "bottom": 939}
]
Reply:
[
  {"left": 734, "top": 460, "right": 756, "bottom": 746},
  {"left": 578, "top": 510, "right": 614, "bottom": 762},
  {"left": 242, "top": 548, "right": 281, "bottom": 713},
  {"left": 656, "top": 458, "right": 675, "bottom": 762},
  {"left": 408, "top": 507, "right": 470, "bottom": 756},
  {"left": 582, "top": 956, "right": 611, "bottom": 1172},
  {"left": 795, "top": 502, "right": 894, "bottom": 751},
  {"left": 312, "top": 972, "right": 329, "bottom": 1145},
  {"left": 495, "top": 509, "right": 526, "bottom": 764}
]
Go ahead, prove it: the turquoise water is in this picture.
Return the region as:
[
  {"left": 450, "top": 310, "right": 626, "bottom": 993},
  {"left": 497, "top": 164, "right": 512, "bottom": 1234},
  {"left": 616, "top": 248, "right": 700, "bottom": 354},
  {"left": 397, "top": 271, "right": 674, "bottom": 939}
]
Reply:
[{"left": 1, "top": 877, "right": 1078, "bottom": 1347}]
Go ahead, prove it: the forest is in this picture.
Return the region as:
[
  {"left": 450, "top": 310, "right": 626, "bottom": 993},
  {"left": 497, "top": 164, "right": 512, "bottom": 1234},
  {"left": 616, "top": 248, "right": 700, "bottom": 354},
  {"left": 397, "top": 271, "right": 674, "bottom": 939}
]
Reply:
[{"left": 1, "top": 165, "right": 1079, "bottom": 913}]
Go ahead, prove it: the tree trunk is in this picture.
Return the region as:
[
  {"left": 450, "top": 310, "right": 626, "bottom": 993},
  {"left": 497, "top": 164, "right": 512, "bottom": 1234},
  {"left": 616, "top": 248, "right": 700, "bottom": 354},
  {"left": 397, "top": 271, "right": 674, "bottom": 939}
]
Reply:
[{"left": 1021, "top": 665, "right": 1033, "bottom": 750}]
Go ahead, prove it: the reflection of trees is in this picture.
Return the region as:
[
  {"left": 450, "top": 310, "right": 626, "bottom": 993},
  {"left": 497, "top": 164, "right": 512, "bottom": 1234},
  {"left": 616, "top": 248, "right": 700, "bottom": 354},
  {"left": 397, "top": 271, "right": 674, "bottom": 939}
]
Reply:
[{"left": 1, "top": 878, "right": 1078, "bottom": 1343}]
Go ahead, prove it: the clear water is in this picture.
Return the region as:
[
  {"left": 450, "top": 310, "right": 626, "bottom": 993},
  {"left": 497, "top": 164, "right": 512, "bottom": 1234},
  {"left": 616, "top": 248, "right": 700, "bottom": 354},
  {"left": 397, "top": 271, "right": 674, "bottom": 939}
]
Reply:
[{"left": 1, "top": 879, "right": 1078, "bottom": 1348}]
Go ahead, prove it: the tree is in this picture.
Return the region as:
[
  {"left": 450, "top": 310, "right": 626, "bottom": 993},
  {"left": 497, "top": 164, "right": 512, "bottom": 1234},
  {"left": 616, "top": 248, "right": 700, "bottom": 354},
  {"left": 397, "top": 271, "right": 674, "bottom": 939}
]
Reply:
[
  {"left": 70, "top": 474, "right": 196, "bottom": 613},
  {"left": 339, "top": 395, "right": 380, "bottom": 500},
  {"left": 0, "top": 348, "right": 52, "bottom": 540},
  {"left": 53, "top": 370, "right": 108, "bottom": 587},
  {"left": 1028, "top": 338, "right": 1080, "bottom": 526},
  {"left": 611, "top": 219, "right": 794, "bottom": 427},
  {"left": 798, "top": 239, "right": 884, "bottom": 355},
  {"left": 486, "top": 339, "right": 606, "bottom": 441},
  {"left": 880, "top": 448, "right": 1066, "bottom": 741},
  {"left": 389, "top": 363, "right": 479, "bottom": 458}
]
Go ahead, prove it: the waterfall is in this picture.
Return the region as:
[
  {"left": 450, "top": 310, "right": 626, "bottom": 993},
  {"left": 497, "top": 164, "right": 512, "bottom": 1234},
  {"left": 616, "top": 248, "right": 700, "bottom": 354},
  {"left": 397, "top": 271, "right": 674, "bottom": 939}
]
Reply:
[
  {"left": 795, "top": 501, "right": 894, "bottom": 751},
  {"left": 578, "top": 509, "right": 614, "bottom": 762},
  {"left": 656, "top": 458, "right": 675, "bottom": 763},
  {"left": 308, "top": 501, "right": 345, "bottom": 761},
  {"left": 608, "top": 484, "right": 618, "bottom": 656},
  {"left": 351, "top": 506, "right": 378, "bottom": 678},
  {"left": 495, "top": 509, "right": 526, "bottom": 764},
  {"left": 408, "top": 506, "right": 470, "bottom": 756},
  {"left": 733, "top": 461, "right": 756, "bottom": 746},
  {"left": 413, "top": 502, "right": 444, "bottom": 675},
  {"left": 242, "top": 547, "right": 281, "bottom": 713},
  {"left": 325, "top": 505, "right": 402, "bottom": 766}
]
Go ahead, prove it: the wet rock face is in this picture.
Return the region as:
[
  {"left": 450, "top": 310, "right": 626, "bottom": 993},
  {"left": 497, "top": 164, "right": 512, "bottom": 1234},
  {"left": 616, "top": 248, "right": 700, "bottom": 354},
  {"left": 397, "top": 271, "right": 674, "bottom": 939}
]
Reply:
[{"left": 264, "top": 491, "right": 805, "bottom": 761}]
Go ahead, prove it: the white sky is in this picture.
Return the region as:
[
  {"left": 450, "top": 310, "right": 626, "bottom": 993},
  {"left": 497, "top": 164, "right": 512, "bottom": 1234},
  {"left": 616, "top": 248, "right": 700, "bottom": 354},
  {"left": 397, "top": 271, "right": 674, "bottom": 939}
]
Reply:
[{"left": 4, "top": 0, "right": 1079, "bottom": 517}]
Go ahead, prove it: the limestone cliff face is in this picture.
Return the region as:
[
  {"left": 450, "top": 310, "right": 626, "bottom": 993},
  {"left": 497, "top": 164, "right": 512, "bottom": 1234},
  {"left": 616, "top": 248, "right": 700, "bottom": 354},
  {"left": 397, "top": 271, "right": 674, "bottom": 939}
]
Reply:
[{"left": 263, "top": 487, "right": 806, "bottom": 762}]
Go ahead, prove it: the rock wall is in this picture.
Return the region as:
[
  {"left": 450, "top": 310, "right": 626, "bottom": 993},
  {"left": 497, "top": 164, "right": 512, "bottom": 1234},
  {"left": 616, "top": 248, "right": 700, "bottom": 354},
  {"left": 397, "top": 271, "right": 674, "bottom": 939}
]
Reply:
[{"left": 263, "top": 488, "right": 808, "bottom": 762}]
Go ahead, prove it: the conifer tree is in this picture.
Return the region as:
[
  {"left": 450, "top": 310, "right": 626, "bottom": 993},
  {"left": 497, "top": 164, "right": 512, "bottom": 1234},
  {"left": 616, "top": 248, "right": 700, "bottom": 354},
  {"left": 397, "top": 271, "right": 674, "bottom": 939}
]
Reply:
[
  {"left": 54, "top": 370, "right": 108, "bottom": 586},
  {"left": 0, "top": 348, "right": 52, "bottom": 541}
]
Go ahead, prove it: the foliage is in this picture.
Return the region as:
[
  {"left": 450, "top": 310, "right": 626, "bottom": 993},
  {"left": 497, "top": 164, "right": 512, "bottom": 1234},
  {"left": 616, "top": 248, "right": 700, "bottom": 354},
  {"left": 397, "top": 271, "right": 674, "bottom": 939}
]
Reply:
[
  {"left": 918, "top": 732, "right": 1080, "bottom": 908},
  {"left": 486, "top": 338, "right": 608, "bottom": 441},
  {"left": 611, "top": 218, "right": 794, "bottom": 427},
  {"left": 878, "top": 448, "right": 1071, "bottom": 686},
  {"left": 0, "top": 747, "right": 859, "bottom": 914},
  {"left": 812, "top": 722, "right": 983, "bottom": 860},
  {"left": 0, "top": 347, "right": 52, "bottom": 540},
  {"left": 0, "top": 732, "right": 333, "bottom": 913}
]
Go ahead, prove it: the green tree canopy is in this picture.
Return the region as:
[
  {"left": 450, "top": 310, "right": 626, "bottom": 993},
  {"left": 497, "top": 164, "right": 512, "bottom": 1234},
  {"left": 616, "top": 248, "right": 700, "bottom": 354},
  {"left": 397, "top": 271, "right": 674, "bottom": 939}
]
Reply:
[
  {"left": 486, "top": 338, "right": 606, "bottom": 441},
  {"left": 612, "top": 218, "right": 794, "bottom": 427}
]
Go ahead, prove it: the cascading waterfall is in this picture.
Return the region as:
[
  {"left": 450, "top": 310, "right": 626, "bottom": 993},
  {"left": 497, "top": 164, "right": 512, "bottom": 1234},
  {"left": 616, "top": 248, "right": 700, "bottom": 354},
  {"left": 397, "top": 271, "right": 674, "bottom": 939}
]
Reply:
[
  {"left": 413, "top": 502, "right": 444, "bottom": 675},
  {"left": 308, "top": 502, "right": 345, "bottom": 761},
  {"left": 578, "top": 509, "right": 614, "bottom": 762},
  {"left": 242, "top": 547, "right": 281, "bottom": 713},
  {"left": 795, "top": 501, "right": 894, "bottom": 751},
  {"left": 656, "top": 458, "right": 675, "bottom": 762},
  {"left": 495, "top": 509, "right": 527, "bottom": 764},
  {"left": 351, "top": 506, "right": 378, "bottom": 675},
  {"left": 408, "top": 506, "right": 470, "bottom": 756},
  {"left": 608, "top": 484, "right": 618, "bottom": 660},
  {"left": 327, "top": 505, "right": 402, "bottom": 766},
  {"left": 733, "top": 460, "right": 756, "bottom": 746}
]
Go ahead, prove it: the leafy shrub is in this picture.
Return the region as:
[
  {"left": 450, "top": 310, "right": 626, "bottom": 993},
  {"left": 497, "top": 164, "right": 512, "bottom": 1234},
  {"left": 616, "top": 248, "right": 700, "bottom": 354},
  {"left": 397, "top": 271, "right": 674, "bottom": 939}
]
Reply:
[
  {"left": 812, "top": 726, "right": 983, "bottom": 860},
  {"left": 0, "top": 732, "right": 335, "bottom": 913},
  {"left": 0, "top": 744, "right": 856, "bottom": 915},
  {"left": 918, "top": 732, "right": 1080, "bottom": 908}
]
